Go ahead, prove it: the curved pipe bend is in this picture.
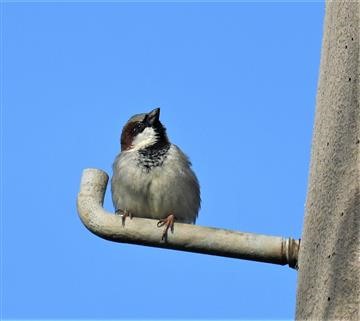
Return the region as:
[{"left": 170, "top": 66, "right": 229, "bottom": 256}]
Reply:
[{"left": 77, "top": 168, "right": 300, "bottom": 269}]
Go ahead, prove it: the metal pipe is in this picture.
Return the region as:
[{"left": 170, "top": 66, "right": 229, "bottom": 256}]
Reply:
[{"left": 77, "top": 168, "right": 300, "bottom": 269}]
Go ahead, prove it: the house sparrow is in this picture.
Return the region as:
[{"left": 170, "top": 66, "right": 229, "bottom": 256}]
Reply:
[{"left": 111, "top": 108, "right": 201, "bottom": 240}]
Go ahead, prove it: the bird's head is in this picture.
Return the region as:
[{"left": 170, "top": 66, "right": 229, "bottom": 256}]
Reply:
[{"left": 120, "top": 108, "right": 168, "bottom": 151}]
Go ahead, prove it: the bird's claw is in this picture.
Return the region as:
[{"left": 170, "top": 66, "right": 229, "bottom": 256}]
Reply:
[
  {"left": 115, "top": 209, "right": 133, "bottom": 227},
  {"left": 157, "top": 214, "right": 175, "bottom": 241}
]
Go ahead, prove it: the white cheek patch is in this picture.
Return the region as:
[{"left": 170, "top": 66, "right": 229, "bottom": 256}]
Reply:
[{"left": 131, "top": 127, "right": 158, "bottom": 150}]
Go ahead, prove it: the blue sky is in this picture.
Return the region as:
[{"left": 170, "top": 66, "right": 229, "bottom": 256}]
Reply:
[{"left": 2, "top": 1, "right": 324, "bottom": 320}]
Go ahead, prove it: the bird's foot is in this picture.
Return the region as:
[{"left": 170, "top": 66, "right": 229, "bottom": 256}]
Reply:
[
  {"left": 157, "top": 214, "right": 175, "bottom": 241},
  {"left": 115, "top": 208, "right": 133, "bottom": 227}
]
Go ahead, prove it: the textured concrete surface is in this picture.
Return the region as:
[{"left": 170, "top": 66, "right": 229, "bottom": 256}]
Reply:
[
  {"left": 296, "top": 1, "right": 359, "bottom": 320},
  {"left": 77, "top": 168, "right": 299, "bottom": 268}
]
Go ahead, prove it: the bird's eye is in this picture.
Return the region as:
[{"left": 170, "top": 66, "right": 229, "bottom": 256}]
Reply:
[{"left": 133, "top": 122, "right": 144, "bottom": 133}]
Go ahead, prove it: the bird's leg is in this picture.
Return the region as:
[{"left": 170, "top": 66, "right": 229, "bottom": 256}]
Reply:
[
  {"left": 157, "top": 213, "right": 175, "bottom": 241},
  {"left": 115, "top": 208, "right": 133, "bottom": 227}
]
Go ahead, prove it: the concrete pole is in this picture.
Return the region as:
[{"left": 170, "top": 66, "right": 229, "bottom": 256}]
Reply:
[
  {"left": 77, "top": 168, "right": 299, "bottom": 269},
  {"left": 295, "top": 1, "right": 359, "bottom": 320}
]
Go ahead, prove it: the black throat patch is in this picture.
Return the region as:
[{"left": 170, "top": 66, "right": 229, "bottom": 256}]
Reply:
[{"left": 137, "top": 143, "right": 171, "bottom": 171}]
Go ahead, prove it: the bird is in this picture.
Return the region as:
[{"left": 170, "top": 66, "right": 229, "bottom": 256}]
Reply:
[{"left": 111, "top": 108, "right": 201, "bottom": 241}]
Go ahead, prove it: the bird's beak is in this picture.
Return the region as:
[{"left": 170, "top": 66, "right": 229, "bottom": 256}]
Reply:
[{"left": 146, "top": 108, "right": 160, "bottom": 126}]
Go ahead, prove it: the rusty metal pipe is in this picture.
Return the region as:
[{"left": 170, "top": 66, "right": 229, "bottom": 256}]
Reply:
[{"left": 77, "top": 168, "right": 300, "bottom": 269}]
